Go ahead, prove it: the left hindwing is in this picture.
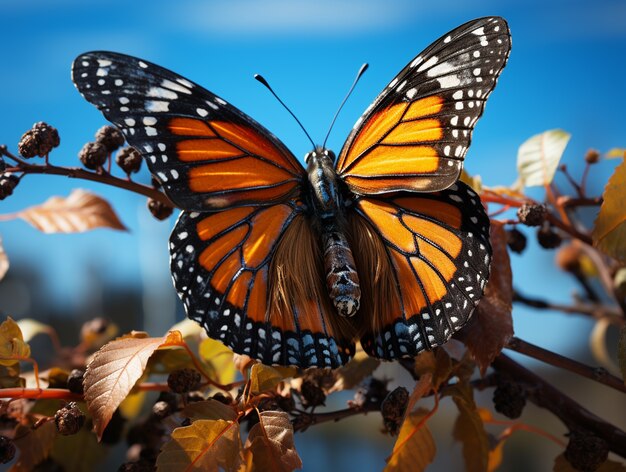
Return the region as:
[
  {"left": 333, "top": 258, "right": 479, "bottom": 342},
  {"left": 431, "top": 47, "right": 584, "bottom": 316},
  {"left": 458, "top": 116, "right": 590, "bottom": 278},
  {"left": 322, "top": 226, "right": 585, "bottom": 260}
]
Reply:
[
  {"left": 72, "top": 52, "right": 305, "bottom": 211},
  {"left": 349, "top": 181, "right": 491, "bottom": 360},
  {"left": 336, "top": 17, "right": 511, "bottom": 195}
]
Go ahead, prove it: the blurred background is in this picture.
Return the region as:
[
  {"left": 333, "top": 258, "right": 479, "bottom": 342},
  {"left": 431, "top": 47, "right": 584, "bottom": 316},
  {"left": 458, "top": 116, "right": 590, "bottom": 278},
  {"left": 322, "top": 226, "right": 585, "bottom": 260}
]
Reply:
[{"left": 1, "top": 0, "right": 625, "bottom": 470}]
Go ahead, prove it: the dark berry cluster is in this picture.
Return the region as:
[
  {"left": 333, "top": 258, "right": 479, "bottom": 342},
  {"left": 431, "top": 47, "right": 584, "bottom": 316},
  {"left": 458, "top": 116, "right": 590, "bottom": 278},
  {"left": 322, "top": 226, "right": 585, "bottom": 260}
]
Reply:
[
  {"left": 506, "top": 228, "right": 527, "bottom": 254},
  {"left": 492, "top": 379, "right": 527, "bottom": 419},
  {"left": 537, "top": 224, "right": 562, "bottom": 249},
  {"left": 147, "top": 198, "right": 174, "bottom": 221},
  {"left": 381, "top": 387, "right": 409, "bottom": 435},
  {"left": 18, "top": 122, "right": 60, "bottom": 158},
  {"left": 517, "top": 203, "right": 547, "bottom": 226},
  {"left": 116, "top": 147, "right": 142, "bottom": 175},
  {"left": 0, "top": 174, "right": 19, "bottom": 200},
  {"left": 167, "top": 368, "right": 202, "bottom": 394},
  {"left": 564, "top": 430, "right": 609, "bottom": 471},
  {"left": 54, "top": 402, "right": 86, "bottom": 436}
]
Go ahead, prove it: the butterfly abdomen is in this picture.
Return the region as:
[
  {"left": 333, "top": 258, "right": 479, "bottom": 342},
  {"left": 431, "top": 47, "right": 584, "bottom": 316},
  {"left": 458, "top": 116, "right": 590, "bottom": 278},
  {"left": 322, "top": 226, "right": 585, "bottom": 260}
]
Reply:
[{"left": 306, "top": 148, "right": 361, "bottom": 317}]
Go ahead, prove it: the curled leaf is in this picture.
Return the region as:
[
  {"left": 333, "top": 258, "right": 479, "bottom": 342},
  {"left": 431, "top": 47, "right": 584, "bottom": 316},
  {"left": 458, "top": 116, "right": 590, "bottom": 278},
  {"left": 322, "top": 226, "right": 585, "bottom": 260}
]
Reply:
[
  {"left": 457, "top": 221, "right": 513, "bottom": 374},
  {"left": 0, "top": 236, "right": 8, "bottom": 281},
  {"left": 14, "top": 189, "right": 127, "bottom": 233},
  {"left": 451, "top": 383, "right": 490, "bottom": 472},
  {"left": 245, "top": 410, "right": 302, "bottom": 472},
  {"left": 517, "top": 129, "right": 570, "bottom": 187},
  {"left": 0, "top": 316, "right": 31, "bottom": 366},
  {"left": 592, "top": 158, "right": 626, "bottom": 262},
  {"left": 156, "top": 419, "right": 242, "bottom": 472},
  {"left": 17, "top": 318, "right": 55, "bottom": 344},
  {"left": 331, "top": 344, "right": 380, "bottom": 392},
  {"left": 84, "top": 330, "right": 182, "bottom": 439},
  {"left": 385, "top": 408, "right": 436, "bottom": 472}
]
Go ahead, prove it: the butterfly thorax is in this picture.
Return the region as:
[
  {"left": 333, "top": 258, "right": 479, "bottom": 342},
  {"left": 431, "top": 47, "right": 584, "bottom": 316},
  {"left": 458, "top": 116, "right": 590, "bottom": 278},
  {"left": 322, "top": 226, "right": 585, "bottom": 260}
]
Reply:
[{"left": 305, "top": 148, "right": 361, "bottom": 318}]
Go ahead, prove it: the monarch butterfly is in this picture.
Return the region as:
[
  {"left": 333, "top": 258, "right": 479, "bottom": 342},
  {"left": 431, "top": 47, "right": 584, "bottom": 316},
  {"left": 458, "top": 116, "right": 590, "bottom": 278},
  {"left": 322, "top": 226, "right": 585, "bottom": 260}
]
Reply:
[{"left": 72, "top": 16, "right": 511, "bottom": 368}]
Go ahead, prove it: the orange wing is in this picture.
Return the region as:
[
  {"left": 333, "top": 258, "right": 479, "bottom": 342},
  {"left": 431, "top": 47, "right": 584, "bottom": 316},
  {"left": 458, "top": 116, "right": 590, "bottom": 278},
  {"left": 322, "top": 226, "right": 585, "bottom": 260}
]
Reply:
[
  {"left": 170, "top": 203, "right": 355, "bottom": 368},
  {"left": 348, "top": 182, "right": 491, "bottom": 359},
  {"left": 336, "top": 17, "right": 510, "bottom": 195},
  {"left": 72, "top": 52, "right": 305, "bottom": 211}
]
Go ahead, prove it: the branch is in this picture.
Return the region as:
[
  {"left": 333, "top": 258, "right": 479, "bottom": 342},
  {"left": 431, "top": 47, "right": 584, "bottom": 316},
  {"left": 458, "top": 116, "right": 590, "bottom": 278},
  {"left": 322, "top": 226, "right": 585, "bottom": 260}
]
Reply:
[
  {"left": 505, "top": 337, "right": 626, "bottom": 394},
  {"left": 513, "top": 290, "right": 624, "bottom": 327},
  {"left": 491, "top": 353, "right": 626, "bottom": 458},
  {"left": 0, "top": 388, "right": 82, "bottom": 401},
  {"left": 292, "top": 401, "right": 381, "bottom": 433}
]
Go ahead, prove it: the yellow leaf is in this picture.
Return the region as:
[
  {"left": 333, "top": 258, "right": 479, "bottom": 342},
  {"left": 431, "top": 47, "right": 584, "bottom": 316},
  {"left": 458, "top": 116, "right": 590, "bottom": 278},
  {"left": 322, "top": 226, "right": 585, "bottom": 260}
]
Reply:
[
  {"left": 0, "top": 316, "right": 30, "bottom": 366},
  {"left": 457, "top": 221, "right": 514, "bottom": 375},
  {"left": 460, "top": 169, "right": 483, "bottom": 194},
  {"left": 245, "top": 410, "right": 302, "bottom": 472},
  {"left": 451, "top": 383, "right": 490, "bottom": 472},
  {"left": 250, "top": 364, "right": 286, "bottom": 394},
  {"left": 84, "top": 331, "right": 180, "bottom": 439},
  {"left": 199, "top": 338, "right": 236, "bottom": 386},
  {"left": 157, "top": 419, "right": 242, "bottom": 472},
  {"left": 0, "top": 236, "right": 8, "bottom": 281},
  {"left": 385, "top": 409, "right": 436, "bottom": 472},
  {"left": 487, "top": 436, "right": 505, "bottom": 472},
  {"left": 15, "top": 189, "right": 127, "bottom": 233},
  {"left": 183, "top": 399, "right": 238, "bottom": 422},
  {"left": 331, "top": 344, "right": 380, "bottom": 392},
  {"left": 593, "top": 158, "right": 626, "bottom": 262},
  {"left": 517, "top": 129, "right": 571, "bottom": 187},
  {"left": 118, "top": 390, "right": 147, "bottom": 420},
  {"left": 12, "top": 421, "right": 57, "bottom": 471},
  {"left": 606, "top": 148, "right": 626, "bottom": 159}
]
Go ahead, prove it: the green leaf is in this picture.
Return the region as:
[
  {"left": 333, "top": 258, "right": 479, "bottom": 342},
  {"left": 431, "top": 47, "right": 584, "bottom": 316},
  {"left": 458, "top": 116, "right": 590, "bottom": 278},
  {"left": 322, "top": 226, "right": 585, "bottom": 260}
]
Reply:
[
  {"left": 451, "top": 383, "right": 490, "bottom": 472},
  {"left": 245, "top": 410, "right": 302, "bottom": 472},
  {"left": 592, "top": 158, "right": 626, "bottom": 262},
  {"left": 517, "top": 129, "right": 570, "bottom": 187},
  {"left": 156, "top": 419, "right": 242, "bottom": 472},
  {"left": 385, "top": 409, "right": 436, "bottom": 472}
]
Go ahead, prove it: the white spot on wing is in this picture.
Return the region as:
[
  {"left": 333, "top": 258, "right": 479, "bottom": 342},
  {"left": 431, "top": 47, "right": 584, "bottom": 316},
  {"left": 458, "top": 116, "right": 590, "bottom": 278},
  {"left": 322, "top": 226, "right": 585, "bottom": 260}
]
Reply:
[{"left": 417, "top": 55, "right": 438, "bottom": 72}]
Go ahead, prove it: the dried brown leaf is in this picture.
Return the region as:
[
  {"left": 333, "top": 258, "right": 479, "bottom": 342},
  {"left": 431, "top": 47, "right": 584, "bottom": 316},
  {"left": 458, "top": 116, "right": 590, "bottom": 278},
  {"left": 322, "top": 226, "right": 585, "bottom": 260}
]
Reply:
[
  {"left": 244, "top": 410, "right": 302, "bottom": 472},
  {"left": 156, "top": 419, "right": 242, "bottom": 472},
  {"left": 414, "top": 349, "right": 452, "bottom": 390},
  {"left": 457, "top": 221, "right": 514, "bottom": 374},
  {"left": 84, "top": 330, "right": 182, "bottom": 439},
  {"left": 183, "top": 399, "right": 238, "bottom": 422},
  {"left": 16, "top": 189, "right": 126, "bottom": 233},
  {"left": 385, "top": 408, "right": 436, "bottom": 472},
  {"left": 451, "top": 383, "right": 490, "bottom": 472},
  {"left": 11, "top": 421, "right": 57, "bottom": 471},
  {"left": 0, "top": 236, "right": 8, "bottom": 281}
]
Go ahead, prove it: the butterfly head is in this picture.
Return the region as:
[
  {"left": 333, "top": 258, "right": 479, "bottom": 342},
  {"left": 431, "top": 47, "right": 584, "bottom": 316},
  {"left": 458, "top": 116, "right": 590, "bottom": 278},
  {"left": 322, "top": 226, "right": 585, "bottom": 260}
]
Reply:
[{"left": 304, "top": 147, "right": 336, "bottom": 166}]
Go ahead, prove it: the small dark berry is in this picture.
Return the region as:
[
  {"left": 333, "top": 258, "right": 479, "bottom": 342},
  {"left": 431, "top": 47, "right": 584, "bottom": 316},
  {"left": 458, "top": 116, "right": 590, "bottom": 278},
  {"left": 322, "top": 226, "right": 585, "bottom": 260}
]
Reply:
[
  {"left": 116, "top": 147, "right": 142, "bottom": 174},
  {"left": 300, "top": 379, "right": 326, "bottom": 408},
  {"left": 211, "top": 392, "right": 233, "bottom": 405},
  {"left": 79, "top": 141, "right": 108, "bottom": 170},
  {"left": 67, "top": 369, "right": 85, "bottom": 394},
  {"left": 506, "top": 228, "right": 527, "bottom": 254},
  {"left": 95, "top": 125, "right": 125, "bottom": 152},
  {"left": 493, "top": 380, "right": 526, "bottom": 419},
  {"left": 381, "top": 387, "right": 409, "bottom": 435},
  {"left": 147, "top": 198, "right": 174, "bottom": 221},
  {"left": 0, "top": 435, "right": 15, "bottom": 464},
  {"left": 167, "top": 368, "right": 201, "bottom": 394},
  {"left": 152, "top": 401, "right": 172, "bottom": 419},
  {"left": 584, "top": 149, "right": 600, "bottom": 165},
  {"left": 537, "top": 225, "right": 563, "bottom": 249},
  {"left": 0, "top": 175, "right": 19, "bottom": 200},
  {"left": 517, "top": 203, "right": 547, "bottom": 226},
  {"left": 18, "top": 122, "right": 60, "bottom": 158},
  {"left": 564, "top": 430, "right": 609, "bottom": 471},
  {"left": 54, "top": 402, "right": 85, "bottom": 435}
]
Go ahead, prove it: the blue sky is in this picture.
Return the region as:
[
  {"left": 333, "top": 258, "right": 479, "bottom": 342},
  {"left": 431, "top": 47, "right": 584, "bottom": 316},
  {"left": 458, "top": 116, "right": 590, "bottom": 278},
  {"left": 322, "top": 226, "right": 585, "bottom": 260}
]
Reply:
[{"left": 1, "top": 1, "right": 624, "bottom": 366}]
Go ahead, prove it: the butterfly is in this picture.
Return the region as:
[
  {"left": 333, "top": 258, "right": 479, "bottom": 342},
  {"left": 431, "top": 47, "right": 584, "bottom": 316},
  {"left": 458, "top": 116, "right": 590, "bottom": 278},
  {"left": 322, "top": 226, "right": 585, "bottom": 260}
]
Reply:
[{"left": 72, "top": 16, "right": 511, "bottom": 368}]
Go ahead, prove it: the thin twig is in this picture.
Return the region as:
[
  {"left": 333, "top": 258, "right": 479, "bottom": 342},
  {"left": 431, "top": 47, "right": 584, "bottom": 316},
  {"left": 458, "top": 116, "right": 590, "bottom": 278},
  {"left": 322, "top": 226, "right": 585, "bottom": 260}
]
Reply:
[{"left": 505, "top": 337, "right": 626, "bottom": 394}]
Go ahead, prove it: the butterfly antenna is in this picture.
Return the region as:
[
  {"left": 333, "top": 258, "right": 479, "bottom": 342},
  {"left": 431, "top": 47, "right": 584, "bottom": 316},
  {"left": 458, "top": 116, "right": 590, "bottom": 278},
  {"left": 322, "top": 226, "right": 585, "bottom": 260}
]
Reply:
[
  {"left": 254, "top": 73, "right": 316, "bottom": 150},
  {"left": 322, "top": 63, "right": 369, "bottom": 149}
]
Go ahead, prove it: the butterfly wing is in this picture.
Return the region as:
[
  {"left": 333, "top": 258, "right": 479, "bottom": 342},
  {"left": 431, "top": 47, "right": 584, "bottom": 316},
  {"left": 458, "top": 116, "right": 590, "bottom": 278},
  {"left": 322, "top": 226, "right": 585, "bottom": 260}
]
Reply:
[
  {"left": 171, "top": 203, "right": 355, "bottom": 368},
  {"left": 347, "top": 182, "right": 491, "bottom": 359},
  {"left": 72, "top": 51, "right": 305, "bottom": 210},
  {"left": 336, "top": 17, "right": 511, "bottom": 195}
]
